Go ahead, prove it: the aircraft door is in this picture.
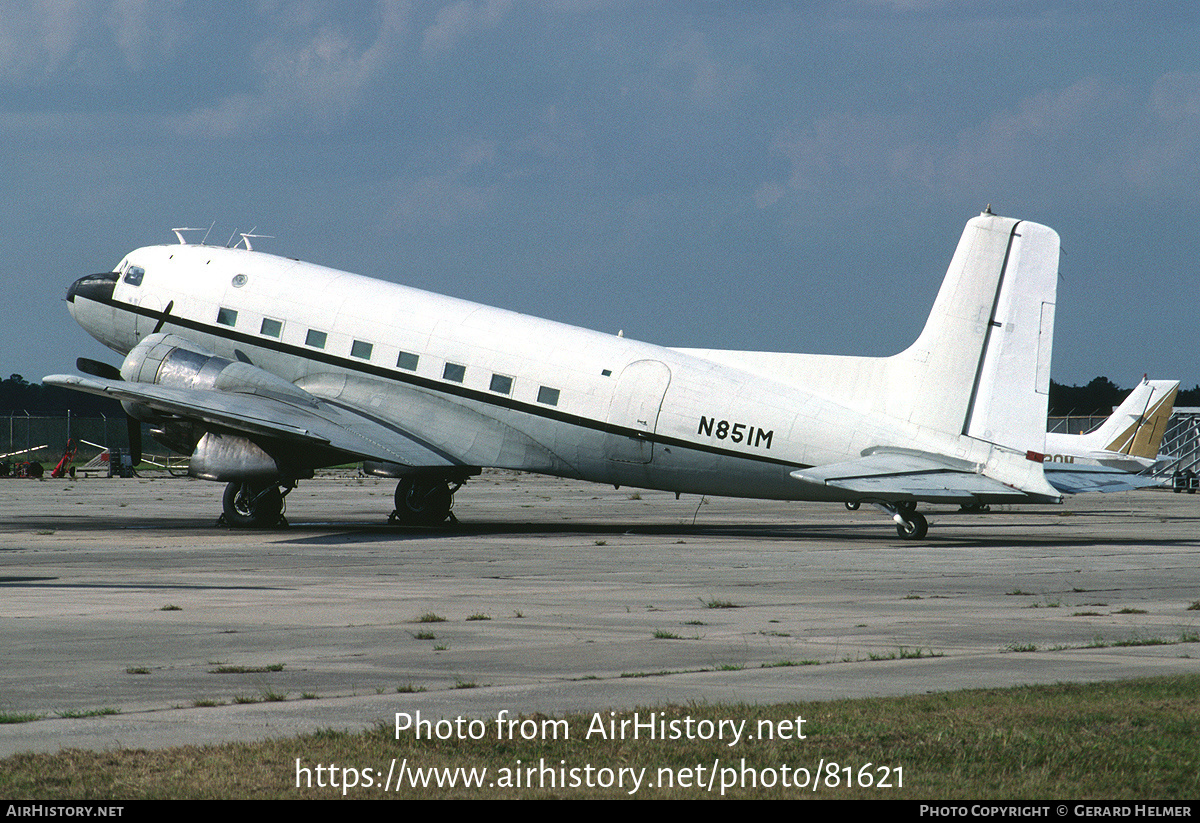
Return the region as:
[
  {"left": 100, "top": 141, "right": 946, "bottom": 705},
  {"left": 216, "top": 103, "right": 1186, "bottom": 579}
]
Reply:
[{"left": 605, "top": 360, "right": 671, "bottom": 464}]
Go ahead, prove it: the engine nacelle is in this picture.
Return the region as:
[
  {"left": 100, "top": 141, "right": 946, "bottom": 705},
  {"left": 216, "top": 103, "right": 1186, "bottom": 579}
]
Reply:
[
  {"left": 120, "top": 332, "right": 313, "bottom": 400},
  {"left": 189, "top": 432, "right": 281, "bottom": 482},
  {"left": 117, "top": 333, "right": 316, "bottom": 481}
]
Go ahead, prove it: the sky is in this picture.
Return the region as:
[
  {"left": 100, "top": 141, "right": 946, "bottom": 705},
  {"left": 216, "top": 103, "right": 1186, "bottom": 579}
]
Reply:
[{"left": 3, "top": 0, "right": 1198, "bottom": 391}]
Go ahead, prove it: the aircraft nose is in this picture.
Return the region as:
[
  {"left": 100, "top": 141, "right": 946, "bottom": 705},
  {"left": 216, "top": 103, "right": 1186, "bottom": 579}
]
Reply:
[{"left": 67, "top": 272, "right": 119, "bottom": 304}]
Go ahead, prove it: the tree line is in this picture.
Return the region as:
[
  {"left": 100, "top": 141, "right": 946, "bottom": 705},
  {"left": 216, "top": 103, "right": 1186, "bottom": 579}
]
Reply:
[{"left": 1, "top": 374, "right": 123, "bottom": 417}]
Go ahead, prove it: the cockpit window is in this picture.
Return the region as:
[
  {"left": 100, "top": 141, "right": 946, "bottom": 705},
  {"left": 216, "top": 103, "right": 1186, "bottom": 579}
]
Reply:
[{"left": 123, "top": 266, "right": 145, "bottom": 287}]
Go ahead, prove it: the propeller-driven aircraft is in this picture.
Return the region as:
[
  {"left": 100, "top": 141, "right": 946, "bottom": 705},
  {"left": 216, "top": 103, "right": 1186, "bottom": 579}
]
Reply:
[{"left": 46, "top": 209, "right": 1062, "bottom": 538}]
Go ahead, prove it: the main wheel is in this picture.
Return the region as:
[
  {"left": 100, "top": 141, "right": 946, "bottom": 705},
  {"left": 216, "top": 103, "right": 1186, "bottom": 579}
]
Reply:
[
  {"left": 222, "top": 481, "right": 283, "bottom": 528},
  {"left": 896, "top": 511, "right": 928, "bottom": 540},
  {"left": 393, "top": 478, "right": 453, "bottom": 526},
  {"left": 844, "top": 501, "right": 860, "bottom": 510}
]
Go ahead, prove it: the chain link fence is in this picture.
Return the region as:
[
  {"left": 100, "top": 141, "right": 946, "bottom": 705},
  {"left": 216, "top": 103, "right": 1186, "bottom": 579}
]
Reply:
[{"left": 2, "top": 414, "right": 138, "bottom": 463}]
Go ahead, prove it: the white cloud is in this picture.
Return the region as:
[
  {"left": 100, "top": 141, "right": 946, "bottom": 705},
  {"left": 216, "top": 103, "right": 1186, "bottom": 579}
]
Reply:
[
  {"left": 0, "top": 0, "right": 101, "bottom": 79},
  {"left": 657, "top": 30, "right": 754, "bottom": 110},
  {"left": 419, "top": 0, "right": 513, "bottom": 59},
  {"left": 169, "top": 3, "right": 411, "bottom": 137},
  {"left": 1129, "top": 71, "right": 1200, "bottom": 193},
  {"left": 0, "top": 0, "right": 186, "bottom": 80},
  {"left": 105, "top": 0, "right": 186, "bottom": 71},
  {"left": 389, "top": 173, "right": 496, "bottom": 227},
  {"left": 762, "top": 74, "right": 1200, "bottom": 209}
]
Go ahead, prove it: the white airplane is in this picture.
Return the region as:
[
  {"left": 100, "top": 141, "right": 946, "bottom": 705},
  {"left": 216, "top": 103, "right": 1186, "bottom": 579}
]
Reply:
[
  {"left": 1041, "top": 377, "right": 1179, "bottom": 493},
  {"left": 46, "top": 209, "right": 1062, "bottom": 539}
]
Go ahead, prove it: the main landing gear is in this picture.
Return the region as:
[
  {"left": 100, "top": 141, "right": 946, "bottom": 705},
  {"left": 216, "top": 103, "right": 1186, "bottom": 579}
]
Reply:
[
  {"left": 848, "top": 499, "right": 928, "bottom": 540},
  {"left": 220, "top": 480, "right": 293, "bottom": 528},
  {"left": 885, "top": 501, "right": 927, "bottom": 540},
  {"left": 894, "top": 510, "right": 928, "bottom": 540},
  {"left": 389, "top": 477, "right": 462, "bottom": 526},
  {"left": 878, "top": 503, "right": 931, "bottom": 542}
]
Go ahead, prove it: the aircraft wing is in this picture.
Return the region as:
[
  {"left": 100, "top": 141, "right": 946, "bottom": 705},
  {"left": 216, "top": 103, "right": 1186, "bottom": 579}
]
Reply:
[
  {"left": 1042, "top": 465, "right": 1161, "bottom": 494},
  {"left": 42, "top": 374, "right": 460, "bottom": 469},
  {"left": 791, "top": 451, "right": 1032, "bottom": 503}
]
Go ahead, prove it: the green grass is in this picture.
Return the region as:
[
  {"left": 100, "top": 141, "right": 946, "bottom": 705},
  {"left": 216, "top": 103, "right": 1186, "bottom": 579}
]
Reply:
[
  {"left": 761, "top": 660, "right": 819, "bottom": 668},
  {"left": 4, "top": 676, "right": 1197, "bottom": 798},
  {"left": 56, "top": 708, "right": 119, "bottom": 719},
  {"left": 0, "top": 712, "right": 43, "bottom": 724}
]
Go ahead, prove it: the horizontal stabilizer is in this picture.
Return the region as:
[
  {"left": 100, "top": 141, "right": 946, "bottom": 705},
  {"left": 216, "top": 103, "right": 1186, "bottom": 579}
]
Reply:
[
  {"left": 1043, "top": 465, "right": 1161, "bottom": 495},
  {"left": 791, "top": 450, "right": 1032, "bottom": 504}
]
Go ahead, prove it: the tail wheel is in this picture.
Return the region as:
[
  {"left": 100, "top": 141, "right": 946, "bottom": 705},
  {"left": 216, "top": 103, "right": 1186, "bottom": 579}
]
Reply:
[
  {"left": 896, "top": 511, "right": 928, "bottom": 540},
  {"left": 222, "top": 481, "right": 284, "bottom": 528},
  {"left": 393, "top": 478, "right": 453, "bottom": 526}
]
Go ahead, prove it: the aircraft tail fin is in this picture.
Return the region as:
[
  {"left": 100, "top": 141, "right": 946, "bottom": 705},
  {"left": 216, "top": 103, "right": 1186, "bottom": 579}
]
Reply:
[
  {"left": 888, "top": 212, "right": 1059, "bottom": 455},
  {"left": 1087, "top": 379, "right": 1180, "bottom": 459}
]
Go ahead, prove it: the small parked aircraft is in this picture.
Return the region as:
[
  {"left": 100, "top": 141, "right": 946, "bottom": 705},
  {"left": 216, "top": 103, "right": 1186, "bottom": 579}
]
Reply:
[
  {"left": 46, "top": 209, "right": 1062, "bottom": 538},
  {"left": 1042, "top": 377, "right": 1179, "bottom": 493}
]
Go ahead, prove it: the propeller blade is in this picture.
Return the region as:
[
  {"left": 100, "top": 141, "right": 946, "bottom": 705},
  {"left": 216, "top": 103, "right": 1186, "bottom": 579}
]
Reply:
[{"left": 127, "top": 415, "right": 142, "bottom": 466}]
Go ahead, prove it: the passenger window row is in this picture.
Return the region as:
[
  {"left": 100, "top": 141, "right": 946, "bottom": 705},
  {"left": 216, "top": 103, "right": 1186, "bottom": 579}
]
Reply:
[{"left": 216, "top": 306, "right": 560, "bottom": 406}]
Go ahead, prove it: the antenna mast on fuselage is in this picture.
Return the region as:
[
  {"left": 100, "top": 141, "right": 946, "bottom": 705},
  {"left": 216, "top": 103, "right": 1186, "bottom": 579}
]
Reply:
[{"left": 171, "top": 222, "right": 216, "bottom": 245}]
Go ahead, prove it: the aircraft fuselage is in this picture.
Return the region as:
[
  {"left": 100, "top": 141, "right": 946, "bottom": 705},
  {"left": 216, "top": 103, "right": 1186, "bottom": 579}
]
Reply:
[{"left": 65, "top": 243, "right": 950, "bottom": 502}]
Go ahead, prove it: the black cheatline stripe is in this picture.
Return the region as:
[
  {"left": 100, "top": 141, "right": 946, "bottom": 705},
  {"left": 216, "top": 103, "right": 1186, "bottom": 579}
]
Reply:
[{"left": 84, "top": 293, "right": 810, "bottom": 471}]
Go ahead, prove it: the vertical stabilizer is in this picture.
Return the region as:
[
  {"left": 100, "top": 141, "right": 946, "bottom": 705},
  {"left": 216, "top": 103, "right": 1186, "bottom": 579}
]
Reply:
[
  {"left": 890, "top": 213, "right": 1059, "bottom": 454},
  {"left": 1105, "top": 380, "right": 1179, "bottom": 458},
  {"left": 1048, "top": 378, "right": 1180, "bottom": 460}
]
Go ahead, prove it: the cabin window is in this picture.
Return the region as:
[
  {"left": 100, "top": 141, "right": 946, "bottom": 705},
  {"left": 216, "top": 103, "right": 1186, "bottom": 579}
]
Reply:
[
  {"left": 443, "top": 362, "right": 466, "bottom": 383},
  {"left": 123, "top": 266, "right": 145, "bottom": 286},
  {"left": 217, "top": 307, "right": 238, "bottom": 327},
  {"left": 537, "top": 386, "right": 560, "bottom": 406},
  {"left": 260, "top": 318, "right": 282, "bottom": 338},
  {"left": 305, "top": 329, "right": 327, "bottom": 349},
  {"left": 397, "top": 351, "right": 419, "bottom": 371},
  {"left": 351, "top": 340, "right": 373, "bottom": 360},
  {"left": 489, "top": 374, "right": 513, "bottom": 395},
  {"left": 601, "top": 369, "right": 612, "bottom": 377}
]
